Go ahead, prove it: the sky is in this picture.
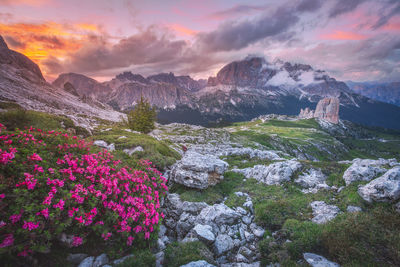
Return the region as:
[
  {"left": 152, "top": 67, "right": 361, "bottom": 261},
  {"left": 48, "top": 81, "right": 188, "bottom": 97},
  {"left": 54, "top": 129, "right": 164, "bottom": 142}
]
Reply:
[{"left": 0, "top": 0, "right": 399, "bottom": 82}]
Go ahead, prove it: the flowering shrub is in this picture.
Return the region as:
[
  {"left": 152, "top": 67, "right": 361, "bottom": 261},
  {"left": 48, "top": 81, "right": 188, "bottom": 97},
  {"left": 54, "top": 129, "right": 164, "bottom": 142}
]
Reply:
[{"left": 0, "top": 123, "right": 167, "bottom": 257}]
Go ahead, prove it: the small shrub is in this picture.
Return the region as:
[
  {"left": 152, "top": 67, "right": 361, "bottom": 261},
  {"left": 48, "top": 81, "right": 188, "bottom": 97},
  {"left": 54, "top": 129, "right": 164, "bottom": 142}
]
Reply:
[
  {"left": 0, "top": 124, "right": 167, "bottom": 258},
  {"left": 283, "top": 219, "right": 323, "bottom": 259},
  {"left": 321, "top": 205, "right": 400, "bottom": 266},
  {"left": 164, "top": 241, "right": 215, "bottom": 267},
  {"left": 225, "top": 194, "right": 246, "bottom": 209},
  {"left": 126, "top": 96, "right": 157, "bottom": 134},
  {"left": 116, "top": 250, "right": 155, "bottom": 267}
]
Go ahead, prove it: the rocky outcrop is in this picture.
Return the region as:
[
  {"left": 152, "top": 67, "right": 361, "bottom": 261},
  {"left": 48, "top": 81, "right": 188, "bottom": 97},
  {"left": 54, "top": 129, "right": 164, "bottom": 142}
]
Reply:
[
  {"left": 295, "top": 169, "right": 330, "bottom": 193},
  {"left": 169, "top": 150, "right": 229, "bottom": 189},
  {"left": 343, "top": 158, "right": 398, "bottom": 185},
  {"left": 298, "top": 107, "right": 314, "bottom": 119},
  {"left": 232, "top": 160, "right": 301, "bottom": 185},
  {"left": 93, "top": 140, "right": 115, "bottom": 151},
  {"left": 181, "top": 260, "right": 216, "bottom": 267},
  {"left": 162, "top": 193, "right": 265, "bottom": 265},
  {"left": 358, "top": 167, "right": 400, "bottom": 203},
  {"left": 310, "top": 201, "right": 341, "bottom": 224},
  {"left": 303, "top": 253, "right": 340, "bottom": 267},
  {"left": 314, "top": 97, "right": 340, "bottom": 124},
  {"left": 299, "top": 97, "right": 340, "bottom": 124}
]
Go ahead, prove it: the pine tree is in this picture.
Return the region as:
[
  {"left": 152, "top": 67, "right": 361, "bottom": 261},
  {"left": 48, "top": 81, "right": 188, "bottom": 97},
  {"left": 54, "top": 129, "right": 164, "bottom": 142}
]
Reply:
[{"left": 127, "top": 96, "right": 157, "bottom": 133}]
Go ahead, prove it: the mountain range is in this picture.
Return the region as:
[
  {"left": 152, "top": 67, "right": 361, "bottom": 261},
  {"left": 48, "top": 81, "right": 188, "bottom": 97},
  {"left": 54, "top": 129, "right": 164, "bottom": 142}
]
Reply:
[
  {"left": 1, "top": 35, "right": 400, "bottom": 130},
  {"left": 0, "top": 36, "right": 123, "bottom": 130},
  {"left": 346, "top": 81, "right": 400, "bottom": 107}
]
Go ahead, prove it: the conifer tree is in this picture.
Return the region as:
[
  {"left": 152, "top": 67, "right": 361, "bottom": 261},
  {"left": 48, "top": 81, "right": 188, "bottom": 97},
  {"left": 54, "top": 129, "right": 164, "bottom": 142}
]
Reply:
[{"left": 127, "top": 96, "right": 157, "bottom": 133}]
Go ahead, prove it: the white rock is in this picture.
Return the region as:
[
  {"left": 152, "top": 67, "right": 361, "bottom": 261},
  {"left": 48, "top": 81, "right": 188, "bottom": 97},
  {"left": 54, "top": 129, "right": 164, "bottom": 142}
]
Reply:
[
  {"left": 78, "top": 257, "right": 94, "bottom": 267},
  {"left": 193, "top": 224, "right": 215, "bottom": 243},
  {"left": 123, "top": 146, "right": 144, "bottom": 155},
  {"left": 118, "top": 135, "right": 127, "bottom": 139},
  {"left": 303, "top": 253, "right": 340, "bottom": 267},
  {"left": 214, "top": 234, "right": 234, "bottom": 255},
  {"left": 180, "top": 260, "right": 216, "bottom": 267},
  {"left": 310, "top": 201, "right": 341, "bottom": 224},
  {"left": 343, "top": 158, "right": 388, "bottom": 185},
  {"left": 358, "top": 167, "right": 400, "bottom": 202},
  {"left": 93, "top": 140, "right": 115, "bottom": 151},
  {"left": 170, "top": 150, "right": 229, "bottom": 189},
  {"left": 157, "top": 238, "right": 166, "bottom": 250},
  {"left": 93, "top": 253, "right": 109, "bottom": 267},
  {"left": 156, "top": 251, "right": 164, "bottom": 267},
  {"left": 347, "top": 206, "right": 362, "bottom": 213},
  {"left": 233, "top": 160, "right": 301, "bottom": 185},
  {"left": 296, "top": 169, "right": 328, "bottom": 190},
  {"left": 249, "top": 224, "right": 265, "bottom": 238},
  {"left": 196, "top": 203, "right": 240, "bottom": 225}
]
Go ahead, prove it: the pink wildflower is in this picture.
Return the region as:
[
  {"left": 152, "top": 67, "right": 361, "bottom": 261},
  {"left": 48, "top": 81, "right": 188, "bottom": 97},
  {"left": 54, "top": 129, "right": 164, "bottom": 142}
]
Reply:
[
  {"left": 72, "top": 236, "right": 83, "bottom": 247},
  {"left": 22, "top": 221, "right": 40, "bottom": 231},
  {"left": 0, "top": 234, "right": 14, "bottom": 248},
  {"left": 9, "top": 213, "right": 22, "bottom": 223},
  {"left": 28, "top": 153, "right": 42, "bottom": 161},
  {"left": 17, "top": 248, "right": 32, "bottom": 257},
  {"left": 53, "top": 199, "right": 65, "bottom": 210}
]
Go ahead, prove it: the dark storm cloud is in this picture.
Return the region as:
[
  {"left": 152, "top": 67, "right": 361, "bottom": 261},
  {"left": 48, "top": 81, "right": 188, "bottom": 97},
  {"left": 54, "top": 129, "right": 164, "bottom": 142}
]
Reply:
[
  {"left": 196, "top": 6, "right": 300, "bottom": 52},
  {"left": 296, "top": 0, "right": 322, "bottom": 12},
  {"left": 62, "top": 29, "right": 187, "bottom": 73}
]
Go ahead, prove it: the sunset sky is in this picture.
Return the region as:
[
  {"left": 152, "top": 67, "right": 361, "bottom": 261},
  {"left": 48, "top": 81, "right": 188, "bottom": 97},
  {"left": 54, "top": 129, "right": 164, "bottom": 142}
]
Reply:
[{"left": 0, "top": 0, "right": 399, "bottom": 82}]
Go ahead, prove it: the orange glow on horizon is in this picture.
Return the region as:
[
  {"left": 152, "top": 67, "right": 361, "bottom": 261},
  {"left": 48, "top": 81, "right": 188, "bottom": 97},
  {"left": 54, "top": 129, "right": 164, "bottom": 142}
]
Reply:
[
  {"left": 167, "top": 24, "right": 198, "bottom": 36},
  {"left": 0, "top": 21, "right": 101, "bottom": 78},
  {"left": 320, "top": 30, "right": 367, "bottom": 40}
]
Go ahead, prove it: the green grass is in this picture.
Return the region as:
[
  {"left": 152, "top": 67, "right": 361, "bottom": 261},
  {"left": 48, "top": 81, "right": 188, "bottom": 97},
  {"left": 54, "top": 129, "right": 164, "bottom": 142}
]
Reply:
[
  {"left": 0, "top": 101, "right": 23, "bottom": 110},
  {"left": 321, "top": 205, "right": 400, "bottom": 266},
  {"left": 230, "top": 119, "right": 347, "bottom": 161},
  {"left": 260, "top": 204, "right": 400, "bottom": 266},
  {"left": 170, "top": 171, "right": 245, "bottom": 204},
  {"left": 90, "top": 127, "right": 181, "bottom": 170},
  {"left": 261, "top": 119, "right": 321, "bottom": 129},
  {"left": 224, "top": 194, "right": 247, "bottom": 209},
  {"left": 0, "top": 109, "right": 90, "bottom": 136},
  {"left": 115, "top": 250, "right": 155, "bottom": 267},
  {"left": 222, "top": 154, "right": 273, "bottom": 169},
  {"left": 164, "top": 241, "right": 215, "bottom": 267}
]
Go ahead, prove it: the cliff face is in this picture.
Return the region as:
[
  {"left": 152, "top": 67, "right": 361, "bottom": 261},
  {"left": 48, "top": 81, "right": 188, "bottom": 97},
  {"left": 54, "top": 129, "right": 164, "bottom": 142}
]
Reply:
[
  {"left": 314, "top": 97, "right": 340, "bottom": 124},
  {"left": 0, "top": 36, "right": 45, "bottom": 83},
  {"left": 299, "top": 107, "right": 314, "bottom": 119},
  {"left": 299, "top": 97, "right": 340, "bottom": 124}
]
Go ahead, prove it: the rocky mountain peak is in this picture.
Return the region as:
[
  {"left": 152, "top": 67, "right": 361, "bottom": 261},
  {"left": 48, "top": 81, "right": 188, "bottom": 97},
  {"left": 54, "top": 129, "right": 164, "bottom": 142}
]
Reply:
[
  {"left": 0, "top": 35, "right": 44, "bottom": 82},
  {"left": 299, "top": 97, "right": 340, "bottom": 124},
  {"left": 148, "top": 72, "right": 178, "bottom": 84},
  {"left": 115, "top": 72, "right": 148, "bottom": 84},
  {"left": 0, "top": 36, "right": 9, "bottom": 49},
  {"left": 207, "top": 56, "right": 271, "bottom": 87}
]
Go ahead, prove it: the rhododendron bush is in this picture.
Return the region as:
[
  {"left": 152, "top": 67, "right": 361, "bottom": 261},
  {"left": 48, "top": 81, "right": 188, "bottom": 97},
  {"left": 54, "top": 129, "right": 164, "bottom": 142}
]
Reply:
[{"left": 0, "top": 123, "right": 167, "bottom": 257}]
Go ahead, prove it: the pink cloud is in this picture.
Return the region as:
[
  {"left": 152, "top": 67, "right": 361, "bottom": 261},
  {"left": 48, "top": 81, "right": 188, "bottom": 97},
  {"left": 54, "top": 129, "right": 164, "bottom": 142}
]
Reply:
[
  {"left": 320, "top": 30, "right": 367, "bottom": 40},
  {"left": 167, "top": 24, "right": 198, "bottom": 36}
]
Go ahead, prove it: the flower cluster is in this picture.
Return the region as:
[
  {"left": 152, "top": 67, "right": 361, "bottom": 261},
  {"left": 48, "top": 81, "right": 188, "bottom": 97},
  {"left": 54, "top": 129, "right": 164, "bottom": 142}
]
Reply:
[{"left": 0, "top": 123, "right": 167, "bottom": 257}]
